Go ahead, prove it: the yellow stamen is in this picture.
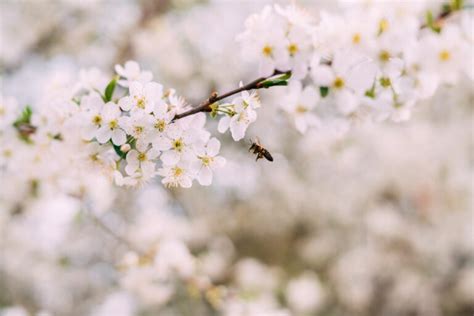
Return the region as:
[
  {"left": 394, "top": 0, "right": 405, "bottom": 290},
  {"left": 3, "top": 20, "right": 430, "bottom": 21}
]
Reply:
[
  {"left": 137, "top": 152, "right": 147, "bottom": 162},
  {"left": 92, "top": 115, "right": 102, "bottom": 125},
  {"left": 154, "top": 119, "right": 166, "bottom": 132},
  {"left": 173, "top": 166, "right": 183, "bottom": 177},
  {"left": 439, "top": 50, "right": 451, "bottom": 61},
  {"left": 379, "top": 19, "right": 389, "bottom": 34},
  {"left": 379, "top": 50, "right": 390, "bottom": 62},
  {"left": 296, "top": 105, "right": 308, "bottom": 113},
  {"left": 333, "top": 77, "right": 345, "bottom": 89},
  {"left": 288, "top": 43, "right": 298, "bottom": 56},
  {"left": 352, "top": 33, "right": 361, "bottom": 44},
  {"left": 262, "top": 45, "right": 273, "bottom": 57},
  {"left": 109, "top": 119, "right": 118, "bottom": 129},
  {"left": 201, "top": 156, "right": 213, "bottom": 166},
  {"left": 173, "top": 138, "right": 184, "bottom": 152}
]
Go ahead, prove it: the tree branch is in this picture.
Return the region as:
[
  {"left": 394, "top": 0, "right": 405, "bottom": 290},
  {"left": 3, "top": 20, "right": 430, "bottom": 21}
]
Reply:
[{"left": 172, "top": 69, "right": 290, "bottom": 121}]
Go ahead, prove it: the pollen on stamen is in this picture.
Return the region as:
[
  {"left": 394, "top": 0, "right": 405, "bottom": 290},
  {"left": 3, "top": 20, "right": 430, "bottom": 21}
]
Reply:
[
  {"left": 173, "top": 166, "right": 183, "bottom": 177},
  {"left": 201, "top": 156, "right": 213, "bottom": 166},
  {"left": 379, "top": 50, "right": 390, "bottom": 62},
  {"left": 439, "top": 50, "right": 451, "bottom": 61},
  {"left": 288, "top": 43, "right": 298, "bottom": 56},
  {"left": 109, "top": 120, "right": 118, "bottom": 129},
  {"left": 137, "top": 152, "right": 147, "bottom": 162},
  {"left": 92, "top": 115, "right": 102, "bottom": 125},
  {"left": 173, "top": 139, "right": 184, "bottom": 152},
  {"left": 262, "top": 45, "right": 273, "bottom": 57},
  {"left": 155, "top": 120, "right": 166, "bottom": 132},
  {"left": 352, "top": 33, "right": 361, "bottom": 44},
  {"left": 333, "top": 77, "right": 345, "bottom": 89},
  {"left": 379, "top": 19, "right": 389, "bottom": 34},
  {"left": 296, "top": 105, "right": 308, "bottom": 113}
]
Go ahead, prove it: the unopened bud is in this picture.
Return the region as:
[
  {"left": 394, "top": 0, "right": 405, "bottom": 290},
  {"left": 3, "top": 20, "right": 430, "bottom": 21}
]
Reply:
[{"left": 120, "top": 144, "right": 131, "bottom": 153}]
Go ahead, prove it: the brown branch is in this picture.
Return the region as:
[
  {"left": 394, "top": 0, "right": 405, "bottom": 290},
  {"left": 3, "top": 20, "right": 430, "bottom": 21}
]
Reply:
[{"left": 172, "top": 69, "right": 290, "bottom": 121}]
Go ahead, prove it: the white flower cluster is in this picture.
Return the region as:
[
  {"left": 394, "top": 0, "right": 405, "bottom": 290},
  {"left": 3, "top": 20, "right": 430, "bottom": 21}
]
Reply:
[
  {"left": 238, "top": 2, "right": 472, "bottom": 133},
  {"left": 78, "top": 61, "right": 229, "bottom": 188}
]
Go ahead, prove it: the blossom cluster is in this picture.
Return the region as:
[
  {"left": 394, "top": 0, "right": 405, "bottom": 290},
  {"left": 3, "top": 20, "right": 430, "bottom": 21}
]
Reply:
[
  {"left": 3, "top": 60, "right": 268, "bottom": 191},
  {"left": 238, "top": 2, "right": 472, "bottom": 133},
  {"left": 78, "top": 62, "right": 227, "bottom": 188}
]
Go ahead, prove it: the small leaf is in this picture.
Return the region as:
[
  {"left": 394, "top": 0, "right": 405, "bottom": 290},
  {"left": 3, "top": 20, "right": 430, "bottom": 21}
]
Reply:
[
  {"left": 258, "top": 72, "right": 292, "bottom": 89},
  {"left": 425, "top": 10, "right": 441, "bottom": 33},
  {"left": 104, "top": 77, "right": 118, "bottom": 102},
  {"left": 13, "top": 105, "right": 33, "bottom": 127},
  {"left": 320, "top": 86, "right": 329, "bottom": 98}
]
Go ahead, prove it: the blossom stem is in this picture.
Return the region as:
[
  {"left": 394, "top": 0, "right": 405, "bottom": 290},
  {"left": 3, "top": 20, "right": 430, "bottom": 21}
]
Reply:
[{"left": 172, "top": 69, "right": 290, "bottom": 121}]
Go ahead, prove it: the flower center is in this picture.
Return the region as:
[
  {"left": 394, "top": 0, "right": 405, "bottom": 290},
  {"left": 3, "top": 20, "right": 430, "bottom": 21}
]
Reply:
[
  {"left": 173, "top": 138, "right": 184, "bottom": 152},
  {"left": 439, "top": 50, "right": 451, "bottom": 61},
  {"left": 380, "top": 77, "right": 391, "bottom": 88},
  {"left": 296, "top": 105, "right": 308, "bottom": 113},
  {"left": 333, "top": 77, "right": 345, "bottom": 89},
  {"left": 288, "top": 43, "right": 298, "bottom": 56},
  {"left": 134, "top": 126, "right": 144, "bottom": 135},
  {"left": 135, "top": 96, "right": 146, "bottom": 109},
  {"left": 201, "top": 156, "right": 213, "bottom": 166},
  {"left": 379, "top": 19, "right": 389, "bottom": 34},
  {"left": 262, "top": 45, "right": 273, "bottom": 57},
  {"left": 154, "top": 119, "right": 166, "bottom": 132},
  {"left": 109, "top": 119, "right": 118, "bottom": 129},
  {"left": 92, "top": 115, "right": 102, "bottom": 125},
  {"left": 137, "top": 152, "right": 147, "bottom": 162},
  {"left": 352, "top": 33, "right": 361, "bottom": 44},
  {"left": 173, "top": 166, "right": 183, "bottom": 177},
  {"left": 379, "top": 50, "right": 390, "bottom": 62}
]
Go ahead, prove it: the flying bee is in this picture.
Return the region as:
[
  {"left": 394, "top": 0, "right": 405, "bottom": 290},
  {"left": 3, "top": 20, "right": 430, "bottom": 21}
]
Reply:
[{"left": 249, "top": 137, "right": 273, "bottom": 162}]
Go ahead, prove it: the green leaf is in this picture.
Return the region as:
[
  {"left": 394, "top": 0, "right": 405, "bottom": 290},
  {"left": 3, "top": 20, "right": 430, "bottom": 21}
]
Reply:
[
  {"left": 320, "top": 86, "right": 329, "bottom": 98},
  {"left": 426, "top": 10, "right": 441, "bottom": 33},
  {"left": 13, "top": 105, "right": 33, "bottom": 127},
  {"left": 104, "top": 77, "right": 118, "bottom": 102},
  {"left": 258, "top": 72, "right": 292, "bottom": 89},
  {"left": 259, "top": 80, "right": 289, "bottom": 88}
]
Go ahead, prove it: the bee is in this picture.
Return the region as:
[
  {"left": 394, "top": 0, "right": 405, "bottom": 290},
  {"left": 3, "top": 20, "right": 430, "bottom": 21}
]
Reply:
[{"left": 249, "top": 137, "right": 273, "bottom": 162}]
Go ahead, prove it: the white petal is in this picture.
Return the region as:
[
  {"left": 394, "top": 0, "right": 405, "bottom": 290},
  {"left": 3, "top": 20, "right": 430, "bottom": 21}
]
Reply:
[
  {"left": 335, "top": 90, "right": 359, "bottom": 115},
  {"left": 125, "top": 61, "right": 140, "bottom": 77},
  {"left": 161, "top": 150, "right": 180, "bottom": 165},
  {"left": 206, "top": 138, "right": 221, "bottom": 156},
  {"left": 96, "top": 126, "right": 112, "bottom": 143},
  {"left": 118, "top": 96, "right": 133, "bottom": 111},
  {"left": 198, "top": 167, "right": 213, "bottom": 186},
  {"left": 111, "top": 129, "right": 126, "bottom": 145},
  {"left": 311, "top": 65, "right": 334, "bottom": 86},
  {"left": 230, "top": 122, "right": 246, "bottom": 141},
  {"left": 129, "top": 81, "right": 143, "bottom": 97},
  {"left": 145, "top": 82, "right": 163, "bottom": 100},
  {"left": 115, "top": 64, "right": 126, "bottom": 77},
  {"left": 141, "top": 161, "right": 156, "bottom": 176},
  {"left": 103, "top": 102, "right": 120, "bottom": 119},
  {"left": 259, "top": 58, "right": 275, "bottom": 77},
  {"left": 212, "top": 156, "right": 226, "bottom": 169},
  {"left": 217, "top": 116, "right": 231, "bottom": 133}
]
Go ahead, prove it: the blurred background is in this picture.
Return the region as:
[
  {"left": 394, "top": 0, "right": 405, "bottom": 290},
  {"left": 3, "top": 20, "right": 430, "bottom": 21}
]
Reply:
[{"left": 0, "top": 0, "right": 473, "bottom": 316}]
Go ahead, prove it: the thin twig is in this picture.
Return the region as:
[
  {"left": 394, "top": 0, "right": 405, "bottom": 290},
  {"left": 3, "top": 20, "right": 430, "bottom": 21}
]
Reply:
[
  {"left": 172, "top": 69, "right": 289, "bottom": 121},
  {"left": 87, "top": 209, "right": 146, "bottom": 256}
]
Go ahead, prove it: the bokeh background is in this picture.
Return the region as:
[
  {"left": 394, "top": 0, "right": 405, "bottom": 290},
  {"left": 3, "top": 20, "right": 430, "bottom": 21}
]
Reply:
[{"left": 1, "top": 1, "right": 473, "bottom": 316}]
